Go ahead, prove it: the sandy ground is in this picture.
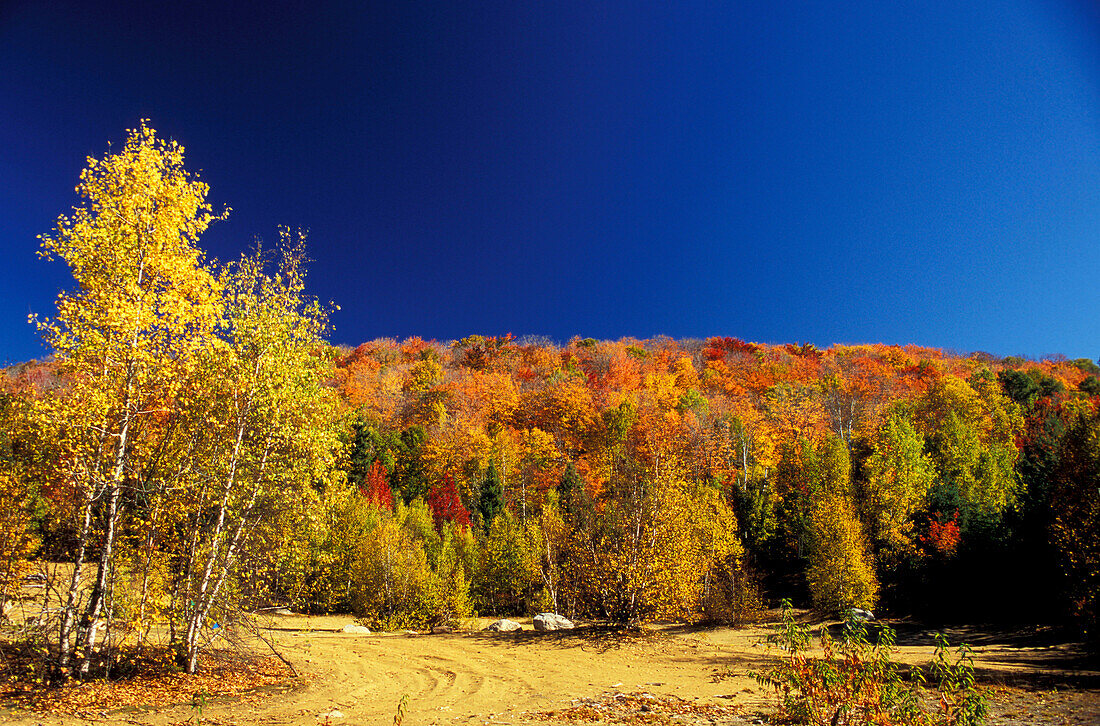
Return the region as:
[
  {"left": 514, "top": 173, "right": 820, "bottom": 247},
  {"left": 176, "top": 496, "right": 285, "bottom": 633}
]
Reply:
[{"left": 3, "top": 614, "right": 1100, "bottom": 726}]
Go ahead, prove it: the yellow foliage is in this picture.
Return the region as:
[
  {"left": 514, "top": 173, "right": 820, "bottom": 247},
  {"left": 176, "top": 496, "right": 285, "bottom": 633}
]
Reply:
[
  {"left": 564, "top": 474, "right": 744, "bottom": 624},
  {"left": 806, "top": 495, "right": 878, "bottom": 614},
  {"left": 0, "top": 472, "right": 38, "bottom": 607},
  {"left": 352, "top": 513, "right": 433, "bottom": 627},
  {"left": 866, "top": 410, "right": 937, "bottom": 554}
]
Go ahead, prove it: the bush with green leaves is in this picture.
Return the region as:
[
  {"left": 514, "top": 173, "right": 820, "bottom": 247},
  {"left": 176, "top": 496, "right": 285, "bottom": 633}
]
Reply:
[{"left": 754, "top": 601, "right": 987, "bottom": 726}]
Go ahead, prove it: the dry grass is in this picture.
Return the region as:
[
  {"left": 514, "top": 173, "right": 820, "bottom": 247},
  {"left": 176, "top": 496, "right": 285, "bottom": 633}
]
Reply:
[{"left": 537, "top": 690, "right": 745, "bottom": 724}]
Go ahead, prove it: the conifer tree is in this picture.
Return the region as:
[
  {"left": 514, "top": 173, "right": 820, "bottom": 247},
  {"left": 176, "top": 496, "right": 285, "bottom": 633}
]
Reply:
[{"left": 478, "top": 460, "right": 504, "bottom": 534}]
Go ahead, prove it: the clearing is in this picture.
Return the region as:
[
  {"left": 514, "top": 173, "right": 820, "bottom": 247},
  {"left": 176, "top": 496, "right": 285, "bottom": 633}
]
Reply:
[{"left": 2, "top": 613, "right": 1099, "bottom": 725}]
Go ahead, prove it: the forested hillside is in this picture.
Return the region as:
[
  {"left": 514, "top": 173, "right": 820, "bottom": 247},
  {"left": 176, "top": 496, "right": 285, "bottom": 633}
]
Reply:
[
  {"left": 326, "top": 333, "right": 1100, "bottom": 625},
  {"left": 3, "top": 124, "right": 1100, "bottom": 685},
  {"left": 7, "top": 332, "right": 1100, "bottom": 648}
]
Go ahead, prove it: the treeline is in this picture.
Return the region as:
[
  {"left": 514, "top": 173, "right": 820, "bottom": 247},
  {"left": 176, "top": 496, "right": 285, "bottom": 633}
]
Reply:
[
  {"left": 322, "top": 333, "right": 1100, "bottom": 629},
  {"left": 2, "top": 125, "right": 1100, "bottom": 683}
]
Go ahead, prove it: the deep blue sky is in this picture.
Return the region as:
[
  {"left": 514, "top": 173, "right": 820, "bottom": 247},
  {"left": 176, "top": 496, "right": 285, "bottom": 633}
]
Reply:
[{"left": 2, "top": 0, "right": 1100, "bottom": 365}]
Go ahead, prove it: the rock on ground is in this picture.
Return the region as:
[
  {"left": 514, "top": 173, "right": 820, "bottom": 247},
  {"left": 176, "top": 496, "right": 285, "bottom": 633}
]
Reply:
[
  {"left": 486, "top": 619, "right": 522, "bottom": 632},
  {"left": 341, "top": 624, "right": 371, "bottom": 634},
  {"left": 533, "top": 613, "right": 574, "bottom": 631}
]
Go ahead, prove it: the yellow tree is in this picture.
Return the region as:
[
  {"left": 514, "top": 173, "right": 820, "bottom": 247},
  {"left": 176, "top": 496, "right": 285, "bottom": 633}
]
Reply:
[
  {"left": 806, "top": 494, "right": 879, "bottom": 614},
  {"left": 913, "top": 374, "right": 1023, "bottom": 528},
  {"left": 516, "top": 426, "right": 558, "bottom": 521},
  {"left": 169, "top": 233, "right": 341, "bottom": 672},
  {"left": 864, "top": 408, "right": 937, "bottom": 555},
  {"left": 527, "top": 490, "right": 567, "bottom": 612},
  {"left": 34, "top": 122, "right": 224, "bottom": 678}
]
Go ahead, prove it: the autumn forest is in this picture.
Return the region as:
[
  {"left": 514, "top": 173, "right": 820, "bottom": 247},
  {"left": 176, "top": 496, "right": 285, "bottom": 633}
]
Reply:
[{"left": 3, "top": 125, "right": 1100, "bottom": 686}]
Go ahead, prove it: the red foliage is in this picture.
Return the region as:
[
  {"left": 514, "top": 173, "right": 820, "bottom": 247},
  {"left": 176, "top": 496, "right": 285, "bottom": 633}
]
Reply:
[
  {"left": 400, "top": 336, "right": 433, "bottom": 362},
  {"left": 426, "top": 473, "right": 471, "bottom": 530},
  {"left": 921, "top": 511, "right": 961, "bottom": 557},
  {"left": 1, "top": 360, "right": 62, "bottom": 397},
  {"left": 360, "top": 460, "right": 393, "bottom": 509},
  {"left": 702, "top": 337, "right": 760, "bottom": 361}
]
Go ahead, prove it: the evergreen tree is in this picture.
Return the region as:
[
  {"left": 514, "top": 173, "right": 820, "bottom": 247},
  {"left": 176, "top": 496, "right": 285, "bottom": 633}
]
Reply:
[
  {"left": 478, "top": 461, "right": 504, "bottom": 534},
  {"left": 559, "top": 461, "right": 585, "bottom": 516}
]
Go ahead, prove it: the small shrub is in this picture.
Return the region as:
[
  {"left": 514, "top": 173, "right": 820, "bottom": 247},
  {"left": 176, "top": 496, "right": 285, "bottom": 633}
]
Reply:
[{"left": 753, "top": 601, "right": 987, "bottom": 726}]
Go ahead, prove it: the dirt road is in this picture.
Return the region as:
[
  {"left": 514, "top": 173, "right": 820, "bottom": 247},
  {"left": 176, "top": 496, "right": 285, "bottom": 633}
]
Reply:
[{"left": 4, "top": 615, "right": 1100, "bottom": 725}]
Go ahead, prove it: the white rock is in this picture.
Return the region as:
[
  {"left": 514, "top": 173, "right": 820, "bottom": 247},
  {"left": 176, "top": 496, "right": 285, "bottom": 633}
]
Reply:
[
  {"left": 486, "top": 618, "right": 522, "bottom": 632},
  {"left": 533, "top": 613, "right": 574, "bottom": 631},
  {"left": 341, "top": 624, "right": 371, "bottom": 634},
  {"left": 318, "top": 709, "right": 344, "bottom": 719}
]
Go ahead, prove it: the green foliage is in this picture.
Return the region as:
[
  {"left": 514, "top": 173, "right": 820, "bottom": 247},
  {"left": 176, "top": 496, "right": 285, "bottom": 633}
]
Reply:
[
  {"left": 477, "top": 461, "right": 504, "bottom": 534},
  {"left": 0, "top": 393, "right": 43, "bottom": 607},
  {"left": 676, "top": 388, "right": 708, "bottom": 416},
  {"left": 427, "top": 523, "right": 475, "bottom": 624},
  {"left": 998, "top": 369, "right": 1041, "bottom": 408},
  {"left": 999, "top": 368, "right": 1064, "bottom": 409},
  {"left": 601, "top": 399, "right": 638, "bottom": 446},
  {"left": 346, "top": 424, "right": 430, "bottom": 503},
  {"left": 915, "top": 376, "right": 1022, "bottom": 532},
  {"left": 473, "top": 508, "right": 539, "bottom": 615},
  {"left": 730, "top": 473, "right": 776, "bottom": 554},
  {"left": 292, "top": 478, "right": 381, "bottom": 613},
  {"left": 1051, "top": 405, "right": 1100, "bottom": 642},
  {"left": 865, "top": 409, "right": 937, "bottom": 555},
  {"left": 558, "top": 462, "right": 584, "bottom": 513},
  {"left": 1070, "top": 358, "right": 1100, "bottom": 376},
  {"left": 775, "top": 435, "right": 853, "bottom": 560},
  {"left": 929, "top": 634, "right": 989, "bottom": 725},
  {"left": 775, "top": 438, "right": 821, "bottom": 557},
  {"left": 346, "top": 423, "right": 399, "bottom": 488},
  {"left": 395, "top": 427, "right": 431, "bottom": 501}
]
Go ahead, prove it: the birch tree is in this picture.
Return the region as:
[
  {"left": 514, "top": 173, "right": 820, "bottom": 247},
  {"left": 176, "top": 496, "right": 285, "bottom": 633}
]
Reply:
[
  {"left": 34, "top": 122, "right": 223, "bottom": 679},
  {"left": 169, "top": 232, "right": 341, "bottom": 672}
]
